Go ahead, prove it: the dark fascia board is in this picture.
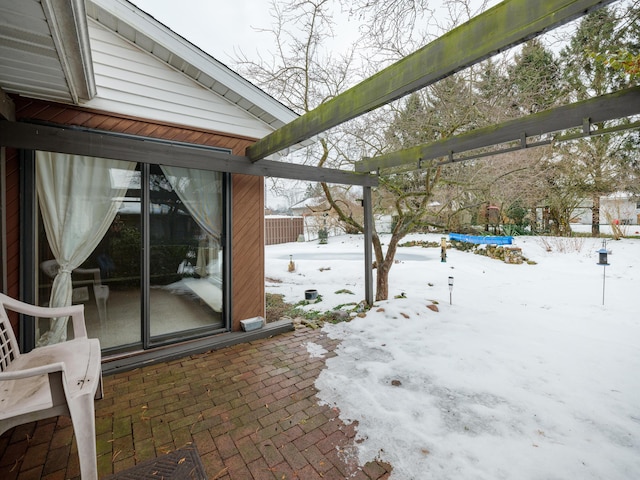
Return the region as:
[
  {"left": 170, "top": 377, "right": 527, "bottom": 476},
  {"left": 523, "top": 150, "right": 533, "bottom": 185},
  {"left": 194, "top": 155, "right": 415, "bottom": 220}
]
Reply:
[
  {"left": 0, "top": 121, "right": 377, "bottom": 187},
  {"left": 0, "top": 88, "right": 15, "bottom": 121},
  {"left": 246, "top": 0, "right": 617, "bottom": 162},
  {"left": 356, "top": 87, "right": 640, "bottom": 172}
]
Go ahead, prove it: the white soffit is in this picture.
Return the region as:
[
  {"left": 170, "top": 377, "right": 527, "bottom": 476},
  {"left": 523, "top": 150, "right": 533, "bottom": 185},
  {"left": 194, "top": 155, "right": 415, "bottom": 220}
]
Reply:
[
  {"left": 86, "top": 0, "right": 298, "bottom": 131},
  {"left": 0, "top": 0, "right": 95, "bottom": 104}
]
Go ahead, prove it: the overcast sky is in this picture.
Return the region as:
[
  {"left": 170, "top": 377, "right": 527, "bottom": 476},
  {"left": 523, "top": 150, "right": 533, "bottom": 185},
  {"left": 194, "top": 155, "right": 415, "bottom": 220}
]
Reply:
[
  {"left": 124, "top": 0, "right": 557, "bottom": 209},
  {"left": 128, "top": 0, "right": 362, "bottom": 65},
  {"left": 126, "top": 1, "right": 511, "bottom": 65},
  {"left": 129, "top": 0, "right": 267, "bottom": 61}
]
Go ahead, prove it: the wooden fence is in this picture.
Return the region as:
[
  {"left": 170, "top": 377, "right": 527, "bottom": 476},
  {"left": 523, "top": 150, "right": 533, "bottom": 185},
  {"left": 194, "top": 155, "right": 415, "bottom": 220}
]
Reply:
[{"left": 265, "top": 216, "right": 304, "bottom": 245}]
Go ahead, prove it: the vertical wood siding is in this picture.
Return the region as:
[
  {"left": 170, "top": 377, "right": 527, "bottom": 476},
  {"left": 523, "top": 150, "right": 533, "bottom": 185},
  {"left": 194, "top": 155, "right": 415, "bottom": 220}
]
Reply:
[
  {"left": 265, "top": 217, "right": 304, "bottom": 245},
  {"left": 232, "top": 174, "right": 265, "bottom": 329}
]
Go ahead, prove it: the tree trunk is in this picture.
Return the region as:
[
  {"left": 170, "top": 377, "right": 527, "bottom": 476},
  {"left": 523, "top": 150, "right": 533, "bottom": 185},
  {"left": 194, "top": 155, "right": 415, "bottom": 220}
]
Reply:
[
  {"left": 374, "top": 233, "right": 400, "bottom": 301},
  {"left": 530, "top": 207, "right": 538, "bottom": 234},
  {"left": 375, "top": 261, "right": 390, "bottom": 301},
  {"left": 592, "top": 194, "right": 600, "bottom": 237}
]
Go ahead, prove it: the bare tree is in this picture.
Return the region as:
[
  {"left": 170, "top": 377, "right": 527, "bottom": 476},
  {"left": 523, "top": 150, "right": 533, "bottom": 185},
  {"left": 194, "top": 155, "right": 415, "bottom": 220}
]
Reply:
[
  {"left": 241, "top": 12, "right": 452, "bottom": 302},
  {"left": 240, "top": 0, "right": 617, "bottom": 302}
]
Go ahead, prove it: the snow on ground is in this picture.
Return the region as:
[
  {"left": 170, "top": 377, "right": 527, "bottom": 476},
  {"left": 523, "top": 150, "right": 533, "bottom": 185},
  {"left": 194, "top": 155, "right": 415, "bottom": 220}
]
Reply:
[
  {"left": 266, "top": 232, "right": 640, "bottom": 479},
  {"left": 304, "top": 341, "right": 328, "bottom": 358}
]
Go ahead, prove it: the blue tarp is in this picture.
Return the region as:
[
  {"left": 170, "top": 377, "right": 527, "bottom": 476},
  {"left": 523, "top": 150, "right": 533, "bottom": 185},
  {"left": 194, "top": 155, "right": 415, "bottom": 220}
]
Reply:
[{"left": 449, "top": 233, "right": 513, "bottom": 245}]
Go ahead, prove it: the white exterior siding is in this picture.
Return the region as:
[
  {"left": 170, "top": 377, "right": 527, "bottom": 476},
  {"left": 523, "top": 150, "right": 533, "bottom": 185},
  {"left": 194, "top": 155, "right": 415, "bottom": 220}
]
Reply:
[
  {"left": 572, "top": 195, "right": 640, "bottom": 225},
  {"left": 601, "top": 194, "right": 640, "bottom": 225},
  {"left": 84, "top": 20, "right": 274, "bottom": 139}
]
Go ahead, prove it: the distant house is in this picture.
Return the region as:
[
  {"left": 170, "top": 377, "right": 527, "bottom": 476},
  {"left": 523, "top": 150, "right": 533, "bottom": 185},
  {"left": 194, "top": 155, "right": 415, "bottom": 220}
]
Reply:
[
  {"left": 291, "top": 196, "right": 330, "bottom": 217},
  {"left": 0, "top": 0, "right": 298, "bottom": 371},
  {"left": 571, "top": 193, "right": 640, "bottom": 225},
  {"left": 290, "top": 196, "right": 331, "bottom": 240},
  {"left": 600, "top": 192, "right": 640, "bottom": 225}
]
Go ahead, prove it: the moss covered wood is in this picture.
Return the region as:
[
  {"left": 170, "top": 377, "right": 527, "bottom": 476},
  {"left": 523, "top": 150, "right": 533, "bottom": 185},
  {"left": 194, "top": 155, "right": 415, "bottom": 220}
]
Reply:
[
  {"left": 0, "top": 120, "right": 377, "bottom": 186},
  {"left": 246, "top": 0, "right": 616, "bottom": 162},
  {"left": 356, "top": 86, "right": 640, "bottom": 172}
]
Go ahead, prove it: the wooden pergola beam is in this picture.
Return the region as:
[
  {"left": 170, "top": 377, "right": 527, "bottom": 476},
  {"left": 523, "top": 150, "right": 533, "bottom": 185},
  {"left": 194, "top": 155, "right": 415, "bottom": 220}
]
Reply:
[
  {"left": 355, "top": 87, "right": 640, "bottom": 172},
  {"left": 0, "top": 121, "right": 377, "bottom": 186},
  {"left": 246, "top": 0, "right": 616, "bottom": 162}
]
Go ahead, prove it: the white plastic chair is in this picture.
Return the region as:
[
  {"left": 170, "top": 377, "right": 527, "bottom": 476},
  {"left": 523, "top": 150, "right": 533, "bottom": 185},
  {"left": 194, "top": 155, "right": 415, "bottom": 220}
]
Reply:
[{"left": 0, "top": 293, "right": 102, "bottom": 480}]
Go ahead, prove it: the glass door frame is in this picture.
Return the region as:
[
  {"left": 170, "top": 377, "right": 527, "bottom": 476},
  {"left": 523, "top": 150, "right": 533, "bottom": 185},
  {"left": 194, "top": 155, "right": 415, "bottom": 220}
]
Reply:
[
  {"left": 21, "top": 149, "right": 232, "bottom": 354},
  {"left": 0, "top": 146, "right": 6, "bottom": 294},
  {"left": 142, "top": 163, "right": 232, "bottom": 349}
]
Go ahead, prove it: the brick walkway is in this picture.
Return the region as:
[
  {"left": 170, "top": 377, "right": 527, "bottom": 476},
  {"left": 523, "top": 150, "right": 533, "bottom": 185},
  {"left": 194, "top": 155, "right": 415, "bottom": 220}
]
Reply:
[{"left": 0, "top": 327, "right": 392, "bottom": 479}]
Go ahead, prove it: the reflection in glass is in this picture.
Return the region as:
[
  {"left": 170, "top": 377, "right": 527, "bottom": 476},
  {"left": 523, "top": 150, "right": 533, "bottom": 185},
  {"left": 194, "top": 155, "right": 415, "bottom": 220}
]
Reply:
[
  {"left": 149, "top": 165, "right": 223, "bottom": 340},
  {"left": 35, "top": 158, "right": 225, "bottom": 352},
  {"left": 37, "top": 159, "right": 141, "bottom": 350}
]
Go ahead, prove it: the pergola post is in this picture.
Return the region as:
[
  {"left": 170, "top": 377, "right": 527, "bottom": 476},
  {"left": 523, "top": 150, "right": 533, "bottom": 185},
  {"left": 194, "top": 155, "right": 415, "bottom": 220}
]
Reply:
[{"left": 363, "top": 186, "right": 374, "bottom": 306}]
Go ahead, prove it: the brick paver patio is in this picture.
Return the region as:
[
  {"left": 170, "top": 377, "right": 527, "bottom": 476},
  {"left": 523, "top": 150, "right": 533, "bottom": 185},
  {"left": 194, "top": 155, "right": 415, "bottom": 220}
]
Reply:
[{"left": 0, "top": 327, "right": 392, "bottom": 479}]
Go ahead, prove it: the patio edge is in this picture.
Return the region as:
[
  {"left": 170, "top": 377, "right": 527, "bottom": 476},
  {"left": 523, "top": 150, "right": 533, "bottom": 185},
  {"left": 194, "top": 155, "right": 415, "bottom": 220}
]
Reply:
[{"left": 101, "top": 319, "right": 295, "bottom": 375}]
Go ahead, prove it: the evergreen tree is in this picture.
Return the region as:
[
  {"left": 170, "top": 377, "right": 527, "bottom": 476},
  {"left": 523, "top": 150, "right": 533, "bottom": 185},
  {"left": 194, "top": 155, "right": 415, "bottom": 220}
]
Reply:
[
  {"left": 509, "top": 39, "right": 562, "bottom": 113},
  {"left": 562, "top": 6, "right": 631, "bottom": 99},
  {"left": 559, "top": 6, "right": 638, "bottom": 235}
]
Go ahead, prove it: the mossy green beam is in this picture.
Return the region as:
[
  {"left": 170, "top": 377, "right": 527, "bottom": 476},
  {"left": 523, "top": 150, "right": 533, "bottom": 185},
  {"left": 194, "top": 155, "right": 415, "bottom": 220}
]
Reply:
[
  {"left": 355, "top": 86, "right": 640, "bottom": 172},
  {"left": 246, "top": 0, "right": 615, "bottom": 162},
  {"left": 0, "top": 121, "right": 378, "bottom": 186}
]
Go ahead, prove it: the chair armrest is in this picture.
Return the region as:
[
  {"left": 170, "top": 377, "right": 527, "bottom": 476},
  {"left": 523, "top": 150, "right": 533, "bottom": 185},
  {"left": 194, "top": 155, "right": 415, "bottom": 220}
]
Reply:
[
  {"left": 0, "top": 294, "right": 88, "bottom": 338},
  {"left": 73, "top": 267, "right": 102, "bottom": 286},
  {"left": 0, "top": 362, "right": 65, "bottom": 380},
  {"left": 68, "top": 308, "right": 89, "bottom": 338}
]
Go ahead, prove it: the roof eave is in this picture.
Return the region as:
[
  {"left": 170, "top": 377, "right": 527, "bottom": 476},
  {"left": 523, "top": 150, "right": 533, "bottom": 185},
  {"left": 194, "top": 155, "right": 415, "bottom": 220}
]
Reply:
[
  {"left": 41, "top": 0, "right": 97, "bottom": 103},
  {"left": 87, "top": 0, "right": 298, "bottom": 129}
]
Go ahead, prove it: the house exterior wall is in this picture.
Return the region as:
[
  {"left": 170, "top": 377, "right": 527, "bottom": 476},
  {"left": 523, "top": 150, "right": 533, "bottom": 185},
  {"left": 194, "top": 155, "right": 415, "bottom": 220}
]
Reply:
[
  {"left": 232, "top": 174, "right": 265, "bottom": 324},
  {"left": 601, "top": 195, "right": 640, "bottom": 225},
  {"left": 570, "top": 196, "right": 639, "bottom": 226},
  {"left": 8, "top": 97, "right": 264, "bottom": 333},
  {"left": 85, "top": 20, "right": 275, "bottom": 139}
]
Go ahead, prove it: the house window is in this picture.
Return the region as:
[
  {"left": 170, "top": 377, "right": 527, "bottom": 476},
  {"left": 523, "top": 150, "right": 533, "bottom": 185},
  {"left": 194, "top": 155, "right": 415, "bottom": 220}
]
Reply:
[{"left": 34, "top": 152, "right": 227, "bottom": 354}]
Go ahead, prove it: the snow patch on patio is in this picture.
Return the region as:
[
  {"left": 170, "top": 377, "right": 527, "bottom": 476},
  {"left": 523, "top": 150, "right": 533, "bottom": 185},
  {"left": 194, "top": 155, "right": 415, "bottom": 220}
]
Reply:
[{"left": 304, "top": 342, "right": 328, "bottom": 358}]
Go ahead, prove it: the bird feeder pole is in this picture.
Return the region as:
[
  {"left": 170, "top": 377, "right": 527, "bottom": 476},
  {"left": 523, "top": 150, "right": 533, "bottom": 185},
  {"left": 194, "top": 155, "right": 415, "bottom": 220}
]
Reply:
[{"left": 596, "top": 240, "right": 610, "bottom": 306}]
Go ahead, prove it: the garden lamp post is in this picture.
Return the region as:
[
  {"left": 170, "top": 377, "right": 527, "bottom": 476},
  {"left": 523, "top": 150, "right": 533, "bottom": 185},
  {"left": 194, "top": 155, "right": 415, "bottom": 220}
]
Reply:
[
  {"left": 448, "top": 276, "right": 454, "bottom": 305},
  {"left": 597, "top": 240, "right": 609, "bottom": 306}
]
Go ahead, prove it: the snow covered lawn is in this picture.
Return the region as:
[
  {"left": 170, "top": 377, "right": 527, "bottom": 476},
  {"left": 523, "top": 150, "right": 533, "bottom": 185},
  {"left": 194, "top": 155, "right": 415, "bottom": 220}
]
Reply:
[{"left": 265, "top": 233, "right": 640, "bottom": 479}]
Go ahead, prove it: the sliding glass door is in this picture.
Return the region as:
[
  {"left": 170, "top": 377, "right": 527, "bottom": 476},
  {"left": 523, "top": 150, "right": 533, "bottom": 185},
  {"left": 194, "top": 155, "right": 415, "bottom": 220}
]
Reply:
[
  {"left": 34, "top": 152, "right": 227, "bottom": 354},
  {"left": 148, "top": 164, "right": 224, "bottom": 343}
]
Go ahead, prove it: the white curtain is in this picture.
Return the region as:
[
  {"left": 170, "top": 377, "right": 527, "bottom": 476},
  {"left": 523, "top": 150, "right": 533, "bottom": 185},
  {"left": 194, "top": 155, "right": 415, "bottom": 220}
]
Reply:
[
  {"left": 160, "top": 166, "right": 222, "bottom": 276},
  {"left": 36, "top": 152, "right": 135, "bottom": 345}
]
